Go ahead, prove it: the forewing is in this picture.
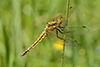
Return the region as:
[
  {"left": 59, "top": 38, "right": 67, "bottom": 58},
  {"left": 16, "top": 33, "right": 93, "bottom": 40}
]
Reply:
[{"left": 49, "top": 6, "right": 75, "bottom": 22}]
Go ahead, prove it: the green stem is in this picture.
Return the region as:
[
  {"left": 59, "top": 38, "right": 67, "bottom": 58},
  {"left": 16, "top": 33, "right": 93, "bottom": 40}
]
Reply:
[
  {"left": 65, "top": 0, "right": 70, "bottom": 25},
  {"left": 61, "top": 0, "right": 70, "bottom": 67}
]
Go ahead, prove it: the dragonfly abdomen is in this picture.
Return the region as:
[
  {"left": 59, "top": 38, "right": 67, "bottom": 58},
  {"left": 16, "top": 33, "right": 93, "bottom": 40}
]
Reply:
[{"left": 21, "top": 31, "right": 48, "bottom": 56}]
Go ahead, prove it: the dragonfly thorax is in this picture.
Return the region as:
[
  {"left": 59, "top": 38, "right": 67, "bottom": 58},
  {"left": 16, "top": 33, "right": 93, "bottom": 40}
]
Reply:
[
  {"left": 44, "top": 17, "right": 63, "bottom": 34},
  {"left": 56, "top": 17, "right": 63, "bottom": 25}
]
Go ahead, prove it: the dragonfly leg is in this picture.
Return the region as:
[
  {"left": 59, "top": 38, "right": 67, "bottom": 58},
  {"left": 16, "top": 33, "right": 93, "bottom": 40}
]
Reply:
[
  {"left": 56, "top": 27, "right": 65, "bottom": 34},
  {"left": 56, "top": 29, "right": 81, "bottom": 46},
  {"left": 56, "top": 27, "right": 74, "bottom": 34},
  {"left": 58, "top": 25, "right": 65, "bottom": 31},
  {"left": 64, "top": 37, "right": 81, "bottom": 46},
  {"left": 59, "top": 25, "right": 64, "bottom": 28},
  {"left": 56, "top": 29, "right": 65, "bottom": 40}
]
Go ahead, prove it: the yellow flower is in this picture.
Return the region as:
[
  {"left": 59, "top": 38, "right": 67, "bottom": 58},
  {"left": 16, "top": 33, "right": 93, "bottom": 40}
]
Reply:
[{"left": 54, "top": 39, "right": 64, "bottom": 50}]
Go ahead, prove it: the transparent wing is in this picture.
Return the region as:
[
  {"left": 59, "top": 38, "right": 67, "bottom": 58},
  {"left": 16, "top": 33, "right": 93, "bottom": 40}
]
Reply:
[
  {"left": 47, "top": 26, "right": 89, "bottom": 41},
  {"left": 33, "top": 6, "right": 75, "bottom": 26},
  {"left": 49, "top": 6, "right": 75, "bottom": 22},
  {"left": 47, "top": 26, "right": 89, "bottom": 47},
  {"left": 64, "top": 26, "right": 90, "bottom": 38}
]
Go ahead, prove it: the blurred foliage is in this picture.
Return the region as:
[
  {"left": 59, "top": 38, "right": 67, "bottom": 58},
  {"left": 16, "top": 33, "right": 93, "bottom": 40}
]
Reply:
[{"left": 0, "top": 0, "right": 100, "bottom": 67}]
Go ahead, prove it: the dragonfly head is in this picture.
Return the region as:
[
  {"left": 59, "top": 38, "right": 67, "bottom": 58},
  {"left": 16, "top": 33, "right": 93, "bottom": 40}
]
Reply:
[{"left": 56, "top": 16, "right": 63, "bottom": 25}]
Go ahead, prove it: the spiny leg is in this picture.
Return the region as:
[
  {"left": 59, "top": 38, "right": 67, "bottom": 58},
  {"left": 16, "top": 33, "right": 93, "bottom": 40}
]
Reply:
[
  {"left": 56, "top": 29, "right": 64, "bottom": 40},
  {"left": 56, "top": 29, "right": 81, "bottom": 46},
  {"left": 58, "top": 20, "right": 68, "bottom": 31},
  {"left": 58, "top": 25, "right": 64, "bottom": 31},
  {"left": 64, "top": 37, "right": 81, "bottom": 46},
  {"left": 56, "top": 27, "right": 74, "bottom": 34},
  {"left": 56, "top": 27, "right": 65, "bottom": 34}
]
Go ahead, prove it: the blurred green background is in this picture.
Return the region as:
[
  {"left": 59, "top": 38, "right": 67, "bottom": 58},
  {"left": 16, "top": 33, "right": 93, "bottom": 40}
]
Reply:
[{"left": 0, "top": 0, "right": 100, "bottom": 67}]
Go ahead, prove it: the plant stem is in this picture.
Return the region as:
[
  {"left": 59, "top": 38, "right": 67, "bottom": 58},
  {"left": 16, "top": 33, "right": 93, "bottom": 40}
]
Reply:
[{"left": 61, "top": 0, "right": 70, "bottom": 67}]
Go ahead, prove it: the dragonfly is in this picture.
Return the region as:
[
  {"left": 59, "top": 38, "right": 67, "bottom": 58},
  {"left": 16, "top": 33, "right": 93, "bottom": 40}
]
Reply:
[{"left": 21, "top": 7, "right": 89, "bottom": 56}]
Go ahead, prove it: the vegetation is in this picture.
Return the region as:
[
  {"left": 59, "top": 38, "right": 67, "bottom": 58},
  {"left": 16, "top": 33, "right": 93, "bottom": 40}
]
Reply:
[{"left": 0, "top": 0, "right": 100, "bottom": 67}]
